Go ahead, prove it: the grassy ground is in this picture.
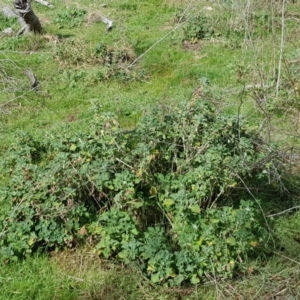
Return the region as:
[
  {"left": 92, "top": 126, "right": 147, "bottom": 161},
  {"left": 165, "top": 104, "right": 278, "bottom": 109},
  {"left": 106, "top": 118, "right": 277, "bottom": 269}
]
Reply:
[{"left": 1, "top": 0, "right": 300, "bottom": 299}]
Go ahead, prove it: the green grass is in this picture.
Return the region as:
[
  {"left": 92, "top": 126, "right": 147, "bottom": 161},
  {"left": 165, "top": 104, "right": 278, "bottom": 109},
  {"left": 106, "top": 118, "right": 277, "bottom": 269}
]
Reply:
[
  {"left": 0, "top": 255, "right": 78, "bottom": 300},
  {"left": 1, "top": 0, "right": 300, "bottom": 298},
  {"left": 0, "top": 252, "right": 217, "bottom": 300}
]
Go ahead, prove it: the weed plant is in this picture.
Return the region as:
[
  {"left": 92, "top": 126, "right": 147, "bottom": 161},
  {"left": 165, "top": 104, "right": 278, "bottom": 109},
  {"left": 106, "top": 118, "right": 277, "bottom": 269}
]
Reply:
[{"left": 0, "top": 100, "right": 277, "bottom": 286}]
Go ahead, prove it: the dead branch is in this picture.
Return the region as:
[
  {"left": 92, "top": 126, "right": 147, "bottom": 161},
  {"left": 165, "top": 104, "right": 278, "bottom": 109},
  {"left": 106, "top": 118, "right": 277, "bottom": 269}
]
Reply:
[
  {"left": 24, "top": 69, "right": 39, "bottom": 90},
  {"left": 267, "top": 206, "right": 300, "bottom": 217},
  {"left": 86, "top": 10, "right": 113, "bottom": 32},
  {"left": 2, "top": 6, "right": 18, "bottom": 18},
  {"left": 34, "top": 0, "right": 54, "bottom": 8},
  {"left": 100, "top": 15, "right": 113, "bottom": 32},
  {"left": 16, "top": 25, "right": 28, "bottom": 36}
]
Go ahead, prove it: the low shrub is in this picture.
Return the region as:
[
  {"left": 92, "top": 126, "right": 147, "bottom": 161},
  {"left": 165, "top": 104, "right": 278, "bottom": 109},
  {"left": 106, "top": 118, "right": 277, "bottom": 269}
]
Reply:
[
  {"left": 0, "top": 99, "right": 275, "bottom": 284},
  {"left": 175, "top": 11, "right": 216, "bottom": 42}
]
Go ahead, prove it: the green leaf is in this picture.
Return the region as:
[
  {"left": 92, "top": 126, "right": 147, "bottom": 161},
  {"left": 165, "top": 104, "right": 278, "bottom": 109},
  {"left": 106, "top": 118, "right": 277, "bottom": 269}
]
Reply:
[
  {"left": 151, "top": 272, "right": 161, "bottom": 283},
  {"left": 118, "top": 251, "right": 127, "bottom": 259},
  {"left": 127, "top": 201, "right": 143, "bottom": 209},
  {"left": 69, "top": 144, "right": 77, "bottom": 151},
  {"left": 174, "top": 274, "right": 185, "bottom": 285},
  {"left": 226, "top": 236, "right": 236, "bottom": 245},
  {"left": 146, "top": 264, "right": 156, "bottom": 271},
  {"left": 27, "top": 238, "right": 34, "bottom": 246},
  {"left": 191, "top": 274, "right": 200, "bottom": 284},
  {"left": 163, "top": 198, "right": 174, "bottom": 207},
  {"left": 131, "top": 228, "right": 139, "bottom": 235},
  {"left": 189, "top": 204, "right": 201, "bottom": 214},
  {"left": 211, "top": 219, "right": 219, "bottom": 223}
]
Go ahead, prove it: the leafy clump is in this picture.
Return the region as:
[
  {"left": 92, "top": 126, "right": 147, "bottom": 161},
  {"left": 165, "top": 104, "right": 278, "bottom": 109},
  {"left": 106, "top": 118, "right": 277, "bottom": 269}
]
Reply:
[
  {"left": 0, "top": 100, "right": 274, "bottom": 285},
  {"left": 54, "top": 9, "right": 87, "bottom": 28},
  {"left": 54, "top": 40, "right": 135, "bottom": 80},
  {"left": 176, "top": 11, "right": 216, "bottom": 42}
]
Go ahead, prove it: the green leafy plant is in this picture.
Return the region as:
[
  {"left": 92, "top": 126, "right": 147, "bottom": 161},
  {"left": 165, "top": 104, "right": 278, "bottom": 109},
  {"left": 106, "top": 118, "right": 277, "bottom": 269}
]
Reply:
[
  {"left": 90, "top": 209, "right": 140, "bottom": 262},
  {"left": 54, "top": 9, "right": 87, "bottom": 28},
  {"left": 176, "top": 11, "right": 216, "bottom": 42},
  {"left": 0, "top": 100, "right": 275, "bottom": 284}
]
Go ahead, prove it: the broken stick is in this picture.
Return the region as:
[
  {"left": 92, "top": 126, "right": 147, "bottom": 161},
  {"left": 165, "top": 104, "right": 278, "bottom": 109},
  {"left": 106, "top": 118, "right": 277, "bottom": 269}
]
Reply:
[
  {"left": 24, "top": 69, "right": 39, "bottom": 90},
  {"left": 34, "top": 0, "right": 54, "bottom": 8},
  {"left": 100, "top": 15, "right": 113, "bottom": 32}
]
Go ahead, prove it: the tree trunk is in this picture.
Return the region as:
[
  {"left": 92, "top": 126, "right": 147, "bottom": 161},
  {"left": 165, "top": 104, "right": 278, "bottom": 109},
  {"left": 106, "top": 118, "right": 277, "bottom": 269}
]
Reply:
[{"left": 14, "top": 0, "right": 42, "bottom": 34}]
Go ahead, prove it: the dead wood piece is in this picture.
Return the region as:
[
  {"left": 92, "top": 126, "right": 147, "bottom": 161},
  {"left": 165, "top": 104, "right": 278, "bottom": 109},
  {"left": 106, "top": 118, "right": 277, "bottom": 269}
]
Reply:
[
  {"left": 14, "top": 0, "right": 42, "bottom": 34},
  {"left": 100, "top": 15, "right": 113, "bottom": 32},
  {"left": 2, "top": 6, "right": 18, "bottom": 18},
  {"left": 16, "top": 24, "right": 28, "bottom": 36},
  {"left": 34, "top": 0, "right": 54, "bottom": 8},
  {"left": 24, "top": 69, "right": 39, "bottom": 90},
  {"left": 87, "top": 11, "right": 113, "bottom": 32}
]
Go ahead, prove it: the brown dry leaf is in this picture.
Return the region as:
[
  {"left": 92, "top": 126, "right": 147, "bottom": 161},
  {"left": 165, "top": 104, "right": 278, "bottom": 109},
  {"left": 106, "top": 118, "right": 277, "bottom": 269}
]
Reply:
[{"left": 78, "top": 225, "right": 87, "bottom": 236}]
